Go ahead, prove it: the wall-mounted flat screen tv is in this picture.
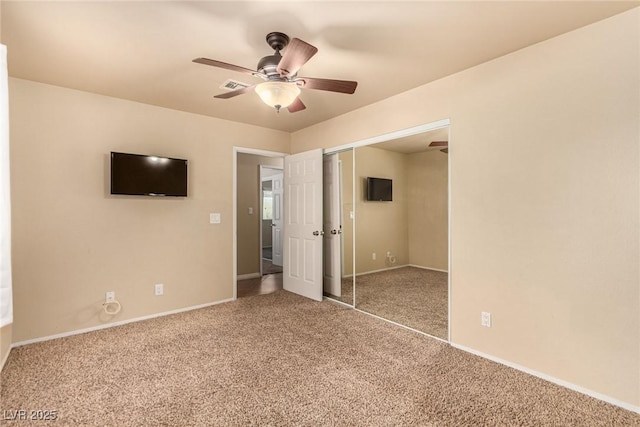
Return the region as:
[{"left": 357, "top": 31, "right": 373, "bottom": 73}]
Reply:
[
  {"left": 366, "top": 177, "right": 392, "bottom": 201},
  {"left": 110, "top": 152, "right": 188, "bottom": 197}
]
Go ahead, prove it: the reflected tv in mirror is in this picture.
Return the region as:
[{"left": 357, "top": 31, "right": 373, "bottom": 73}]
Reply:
[
  {"left": 110, "top": 152, "right": 188, "bottom": 197},
  {"left": 366, "top": 177, "right": 392, "bottom": 201}
]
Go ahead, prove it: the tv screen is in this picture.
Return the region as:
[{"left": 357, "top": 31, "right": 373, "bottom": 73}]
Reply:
[
  {"left": 110, "top": 152, "right": 188, "bottom": 197},
  {"left": 366, "top": 177, "right": 392, "bottom": 201}
]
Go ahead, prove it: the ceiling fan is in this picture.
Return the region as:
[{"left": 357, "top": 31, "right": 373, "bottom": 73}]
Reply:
[
  {"left": 429, "top": 141, "right": 448, "bottom": 154},
  {"left": 193, "top": 32, "right": 358, "bottom": 113}
]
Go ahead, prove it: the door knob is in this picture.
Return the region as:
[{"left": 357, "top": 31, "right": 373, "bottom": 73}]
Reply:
[
  {"left": 330, "top": 229, "right": 338, "bottom": 234},
  {"left": 313, "top": 230, "right": 325, "bottom": 236}
]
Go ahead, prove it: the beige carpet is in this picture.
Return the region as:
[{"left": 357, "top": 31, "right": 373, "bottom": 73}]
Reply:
[
  {"left": 1, "top": 291, "right": 638, "bottom": 426},
  {"left": 331, "top": 266, "right": 448, "bottom": 339}
]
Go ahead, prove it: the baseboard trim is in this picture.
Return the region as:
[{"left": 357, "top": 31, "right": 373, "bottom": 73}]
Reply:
[
  {"left": 343, "top": 264, "right": 448, "bottom": 279},
  {"left": 12, "top": 298, "right": 235, "bottom": 348},
  {"left": 450, "top": 342, "right": 640, "bottom": 415},
  {"left": 353, "top": 264, "right": 409, "bottom": 277},
  {"left": 409, "top": 264, "right": 448, "bottom": 273},
  {"left": 237, "top": 273, "right": 261, "bottom": 280}
]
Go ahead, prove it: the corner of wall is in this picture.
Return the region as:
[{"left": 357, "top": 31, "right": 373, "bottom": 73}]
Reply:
[{"left": 287, "top": 131, "right": 294, "bottom": 155}]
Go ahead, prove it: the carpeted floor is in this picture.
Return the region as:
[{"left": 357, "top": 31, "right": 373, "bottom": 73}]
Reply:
[
  {"left": 1, "top": 291, "right": 638, "bottom": 426},
  {"left": 330, "top": 266, "right": 448, "bottom": 339}
]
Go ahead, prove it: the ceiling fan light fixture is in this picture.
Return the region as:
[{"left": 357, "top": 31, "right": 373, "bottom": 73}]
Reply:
[{"left": 255, "top": 81, "right": 300, "bottom": 112}]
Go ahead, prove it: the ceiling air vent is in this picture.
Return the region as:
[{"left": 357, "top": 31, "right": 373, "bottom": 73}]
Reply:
[{"left": 220, "top": 79, "right": 250, "bottom": 91}]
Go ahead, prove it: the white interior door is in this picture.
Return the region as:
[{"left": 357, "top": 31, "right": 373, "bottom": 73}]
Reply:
[
  {"left": 271, "top": 173, "right": 284, "bottom": 267},
  {"left": 283, "top": 149, "right": 323, "bottom": 301},
  {"left": 323, "top": 154, "right": 341, "bottom": 297}
]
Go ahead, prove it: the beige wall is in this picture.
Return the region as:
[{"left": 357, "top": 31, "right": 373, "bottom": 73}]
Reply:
[
  {"left": 351, "top": 146, "right": 448, "bottom": 274},
  {"left": 9, "top": 78, "right": 289, "bottom": 343},
  {"left": 236, "top": 154, "right": 283, "bottom": 276},
  {"left": 407, "top": 150, "right": 448, "bottom": 271},
  {"left": 293, "top": 9, "right": 640, "bottom": 407},
  {"left": 354, "top": 146, "right": 408, "bottom": 273}
]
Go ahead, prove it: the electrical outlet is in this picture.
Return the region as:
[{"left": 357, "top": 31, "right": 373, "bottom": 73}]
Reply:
[
  {"left": 106, "top": 291, "right": 115, "bottom": 303},
  {"left": 372, "top": 252, "right": 376, "bottom": 260},
  {"left": 481, "top": 312, "right": 491, "bottom": 327},
  {"left": 155, "top": 284, "right": 164, "bottom": 296}
]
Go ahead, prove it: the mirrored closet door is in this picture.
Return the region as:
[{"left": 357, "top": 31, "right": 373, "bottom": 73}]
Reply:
[
  {"left": 323, "top": 126, "right": 449, "bottom": 340},
  {"left": 323, "top": 149, "right": 354, "bottom": 305}
]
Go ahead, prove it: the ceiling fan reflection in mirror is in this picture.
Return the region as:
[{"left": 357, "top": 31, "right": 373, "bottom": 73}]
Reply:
[
  {"left": 193, "top": 32, "right": 358, "bottom": 113},
  {"left": 429, "top": 141, "right": 448, "bottom": 154}
]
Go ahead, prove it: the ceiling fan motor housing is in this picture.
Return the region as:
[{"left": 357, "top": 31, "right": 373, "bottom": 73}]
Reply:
[
  {"left": 257, "top": 54, "right": 283, "bottom": 77},
  {"left": 258, "top": 32, "right": 291, "bottom": 79}
]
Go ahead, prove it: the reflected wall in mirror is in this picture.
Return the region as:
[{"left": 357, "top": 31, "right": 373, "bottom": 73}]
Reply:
[
  {"left": 323, "top": 149, "right": 354, "bottom": 305},
  {"left": 354, "top": 127, "right": 449, "bottom": 339}
]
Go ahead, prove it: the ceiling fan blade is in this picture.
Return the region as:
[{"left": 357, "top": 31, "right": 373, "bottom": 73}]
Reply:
[
  {"left": 287, "top": 97, "right": 306, "bottom": 113},
  {"left": 296, "top": 77, "right": 357, "bottom": 94},
  {"left": 441, "top": 148, "right": 449, "bottom": 154},
  {"left": 193, "top": 58, "right": 257, "bottom": 76},
  {"left": 277, "top": 38, "right": 318, "bottom": 77},
  {"left": 214, "top": 84, "right": 256, "bottom": 99},
  {"left": 429, "top": 141, "right": 448, "bottom": 147}
]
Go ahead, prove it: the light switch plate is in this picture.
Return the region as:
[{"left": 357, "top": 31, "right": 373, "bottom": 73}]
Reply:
[
  {"left": 481, "top": 312, "right": 491, "bottom": 327},
  {"left": 209, "top": 213, "right": 221, "bottom": 224}
]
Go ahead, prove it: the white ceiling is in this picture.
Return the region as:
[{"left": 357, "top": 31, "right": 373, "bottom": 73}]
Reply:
[{"left": 2, "top": 1, "right": 638, "bottom": 133}]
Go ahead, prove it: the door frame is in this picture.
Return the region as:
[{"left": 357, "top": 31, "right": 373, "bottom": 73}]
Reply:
[
  {"left": 233, "top": 147, "right": 287, "bottom": 300},
  {"left": 259, "top": 165, "right": 284, "bottom": 275}
]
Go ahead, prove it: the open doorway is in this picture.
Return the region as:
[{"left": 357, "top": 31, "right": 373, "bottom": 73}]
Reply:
[
  {"left": 260, "top": 167, "right": 283, "bottom": 276},
  {"left": 235, "top": 151, "right": 284, "bottom": 298}
]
